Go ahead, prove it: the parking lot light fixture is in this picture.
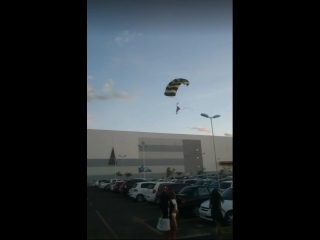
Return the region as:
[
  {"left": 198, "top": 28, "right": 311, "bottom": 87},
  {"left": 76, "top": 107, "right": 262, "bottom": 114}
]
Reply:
[{"left": 200, "top": 113, "right": 221, "bottom": 189}]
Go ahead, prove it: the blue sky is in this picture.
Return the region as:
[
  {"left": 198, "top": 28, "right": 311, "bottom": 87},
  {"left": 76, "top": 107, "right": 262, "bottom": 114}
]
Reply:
[{"left": 87, "top": 0, "right": 232, "bottom": 137}]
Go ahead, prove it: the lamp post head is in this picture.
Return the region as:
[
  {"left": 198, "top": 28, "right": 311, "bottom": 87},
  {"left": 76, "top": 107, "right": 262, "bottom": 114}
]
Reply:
[
  {"left": 213, "top": 115, "right": 220, "bottom": 118},
  {"left": 201, "top": 113, "right": 209, "bottom": 118}
]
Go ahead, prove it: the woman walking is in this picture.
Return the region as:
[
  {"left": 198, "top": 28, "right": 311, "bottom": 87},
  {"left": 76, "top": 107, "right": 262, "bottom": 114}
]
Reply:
[
  {"left": 158, "top": 191, "right": 177, "bottom": 240},
  {"left": 168, "top": 190, "right": 178, "bottom": 231},
  {"left": 209, "top": 188, "right": 225, "bottom": 240}
]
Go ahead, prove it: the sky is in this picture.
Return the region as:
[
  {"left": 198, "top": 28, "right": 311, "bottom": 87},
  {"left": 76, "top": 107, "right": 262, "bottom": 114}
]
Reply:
[{"left": 87, "top": 0, "right": 232, "bottom": 137}]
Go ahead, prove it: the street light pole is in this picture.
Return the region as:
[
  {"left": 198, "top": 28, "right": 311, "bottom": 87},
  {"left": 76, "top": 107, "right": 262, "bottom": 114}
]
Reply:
[
  {"left": 114, "top": 158, "right": 117, "bottom": 180},
  {"left": 118, "top": 155, "right": 126, "bottom": 180},
  {"left": 138, "top": 142, "right": 148, "bottom": 179},
  {"left": 201, "top": 113, "right": 221, "bottom": 189}
]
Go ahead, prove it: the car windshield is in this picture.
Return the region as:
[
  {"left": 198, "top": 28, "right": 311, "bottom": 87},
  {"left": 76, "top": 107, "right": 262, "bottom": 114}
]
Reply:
[
  {"left": 207, "top": 180, "right": 218, "bottom": 185},
  {"left": 178, "top": 187, "right": 194, "bottom": 194},
  {"left": 148, "top": 184, "right": 155, "bottom": 189},
  {"left": 220, "top": 182, "right": 232, "bottom": 189},
  {"left": 172, "top": 185, "right": 188, "bottom": 193},
  {"left": 221, "top": 187, "right": 233, "bottom": 200},
  {"left": 194, "top": 181, "right": 204, "bottom": 185},
  {"left": 185, "top": 180, "right": 197, "bottom": 184},
  {"left": 132, "top": 183, "right": 138, "bottom": 188}
]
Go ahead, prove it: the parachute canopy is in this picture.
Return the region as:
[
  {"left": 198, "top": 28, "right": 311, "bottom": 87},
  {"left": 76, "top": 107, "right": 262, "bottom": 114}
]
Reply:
[{"left": 164, "top": 78, "right": 189, "bottom": 97}]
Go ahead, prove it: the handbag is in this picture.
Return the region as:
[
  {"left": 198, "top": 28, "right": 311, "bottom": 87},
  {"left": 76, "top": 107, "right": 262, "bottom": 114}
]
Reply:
[{"left": 157, "top": 201, "right": 171, "bottom": 231}]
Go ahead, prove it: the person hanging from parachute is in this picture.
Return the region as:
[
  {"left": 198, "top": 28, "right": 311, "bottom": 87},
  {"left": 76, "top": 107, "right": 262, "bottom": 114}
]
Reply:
[
  {"left": 176, "top": 105, "right": 180, "bottom": 114},
  {"left": 164, "top": 78, "right": 191, "bottom": 114},
  {"left": 176, "top": 104, "right": 192, "bottom": 114}
]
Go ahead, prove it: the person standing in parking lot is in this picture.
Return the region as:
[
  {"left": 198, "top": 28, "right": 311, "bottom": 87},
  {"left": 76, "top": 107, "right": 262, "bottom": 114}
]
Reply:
[
  {"left": 209, "top": 188, "right": 225, "bottom": 240},
  {"left": 168, "top": 190, "right": 178, "bottom": 231},
  {"left": 159, "top": 191, "right": 176, "bottom": 240}
]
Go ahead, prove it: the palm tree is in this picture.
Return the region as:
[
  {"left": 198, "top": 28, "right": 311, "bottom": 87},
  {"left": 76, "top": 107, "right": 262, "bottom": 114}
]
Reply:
[
  {"left": 124, "top": 172, "right": 132, "bottom": 178},
  {"left": 171, "top": 168, "right": 176, "bottom": 177},
  {"left": 166, "top": 167, "right": 176, "bottom": 178},
  {"left": 219, "top": 167, "right": 231, "bottom": 177}
]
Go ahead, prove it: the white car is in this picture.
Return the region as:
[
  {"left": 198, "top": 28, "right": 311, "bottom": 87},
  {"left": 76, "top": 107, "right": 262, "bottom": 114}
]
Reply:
[
  {"left": 99, "top": 179, "right": 121, "bottom": 190},
  {"left": 128, "top": 181, "right": 155, "bottom": 202},
  {"left": 145, "top": 183, "right": 158, "bottom": 204},
  {"left": 199, "top": 187, "right": 233, "bottom": 226},
  {"left": 94, "top": 180, "right": 109, "bottom": 187},
  {"left": 110, "top": 181, "right": 124, "bottom": 191},
  {"left": 110, "top": 183, "right": 116, "bottom": 191},
  {"left": 145, "top": 181, "right": 174, "bottom": 204}
]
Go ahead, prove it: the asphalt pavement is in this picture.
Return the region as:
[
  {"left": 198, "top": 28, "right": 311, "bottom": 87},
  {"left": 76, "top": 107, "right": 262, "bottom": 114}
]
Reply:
[{"left": 87, "top": 186, "right": 232, "bottom": 239}]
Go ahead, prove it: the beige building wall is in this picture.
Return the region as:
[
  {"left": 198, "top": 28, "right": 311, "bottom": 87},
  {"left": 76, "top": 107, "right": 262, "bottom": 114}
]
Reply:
[{"left": 87, "top": 129, "right": 232, "bottom": 181}]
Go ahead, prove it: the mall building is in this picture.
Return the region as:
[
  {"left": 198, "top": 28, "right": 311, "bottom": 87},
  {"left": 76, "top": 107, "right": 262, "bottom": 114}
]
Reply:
[{"left": 87, "top": 129, "right": 232, "bottom": 182}]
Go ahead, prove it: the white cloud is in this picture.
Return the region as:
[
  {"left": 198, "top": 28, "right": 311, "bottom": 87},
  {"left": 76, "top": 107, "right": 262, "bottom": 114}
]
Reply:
[
  {"left": 87, "top": 79, "right": 134, "bottom": 102},
  {"left": 190, "top": 126, "right": 210, "bottom": 133},
  {"left": 114, "top": 30, "right": 141, "bottom": 45},
  {"left": 87, "top": 75, "right": 94, "bottom": 80},
  {"left": 87, "top": 85, "right": 97, "bottom": 102},
  {"left": 87, "top": 115, "right": 97, "bottom": 121},
  {"left": 87, "top": 115, "right": 98, "bottom": 129},
  {"left": 103, "top": 79, "right": 114, "bottom": 92}
]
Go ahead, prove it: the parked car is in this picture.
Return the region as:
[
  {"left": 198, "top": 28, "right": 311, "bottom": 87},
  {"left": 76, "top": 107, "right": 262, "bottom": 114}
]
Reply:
[
  {"left": 128, "top": 181, "right": 155, "bottom": 202},
  {"left": 154, "top": 183, "right": 191, "bottom": 204},
  {"left": 145, "top": 182, "right": 158, "bottom": 204},
  {"left": 219, "top": 181, "right": 233, "bottom": 192},
  {"left": 119, "top": 179, "right": 147, "bottom": 195},
  {"left": 111, "top": 181, "right": 124, "bottom": 192},
  {"left": 199, "top": 187, "right": 233, "bottom": 226},
  {"left": 176, "top": 185, "right": 219, "bottom": 217},
  {"left": 119, "top": 180, "right": 129, "bottom": 194},
  {"left": 194, "top": 180, "right": 213, "bottom": 186},
  {"left": 100, "top": 179, "right": 122, "bottom": 191},
  {"left": 97, "top": 180, "right": 113, "bottom": 189},
  {"left": 145, "top": 181, "right": 174, "bottom": 204},
  {"left": 156, "top": 179, "right": 166, "bottom": 182},
  {"left": 178, "top": 179, "right": 198, "bottom": 184},
  {"left": 224, "top": 176, "right": 233, "bottom": 180},
  {"left": 170, "top": 179, "right": 180, "bottom": 183},
  {"left": 93, "top": 180, "right": 109, "bottom": 187},
  {"left": 204, "top": 179, "right": 219, "bottom": 186}
]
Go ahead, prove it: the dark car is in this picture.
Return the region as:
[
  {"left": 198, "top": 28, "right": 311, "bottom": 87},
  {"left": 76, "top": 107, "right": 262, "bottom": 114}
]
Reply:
[
  {"left": 111, "top": 181, "right": 125, "bottom": 193},
  {"left": 154, "top": 183, "right": 191, "bottom": 203},
  {"left": 204, "top": 179, "right": 219, "bottom": 186},
  {"left": 178, "top": 179, "right": 198, "bottom": 184},
  {"left": 176, "top": 185, "right": 218, "bottom": 217},
  {"left": 119, "top": 179, "right": 146, "bottom": 195},
  {"left": 194, "top": 180, "right": 213, "bottom": 186},
  {"left": 219, "top": 181, "right": 233, "bottom": 192}
]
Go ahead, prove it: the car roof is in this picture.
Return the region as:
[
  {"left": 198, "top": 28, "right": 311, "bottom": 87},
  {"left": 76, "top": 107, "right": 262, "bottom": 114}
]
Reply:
[
  {"left": 161, "top": 183, "right": 189, "bottom": 186},
  {"left": 182, "top": 185, "right": 209, "bottom": 188},
  {"left": 135, "top": 181, "right": 155, "bottom": 185}
]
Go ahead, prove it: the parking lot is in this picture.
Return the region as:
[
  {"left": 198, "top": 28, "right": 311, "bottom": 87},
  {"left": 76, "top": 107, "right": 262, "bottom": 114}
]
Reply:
[{"left": 87, "top": 186, "right": 231, "bottom": 239}]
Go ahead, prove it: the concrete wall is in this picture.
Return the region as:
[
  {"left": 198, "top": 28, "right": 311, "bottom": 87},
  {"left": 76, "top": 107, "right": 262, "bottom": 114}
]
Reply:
[{"left": 87, "top": 129, "right": 232, "bottom": 182}]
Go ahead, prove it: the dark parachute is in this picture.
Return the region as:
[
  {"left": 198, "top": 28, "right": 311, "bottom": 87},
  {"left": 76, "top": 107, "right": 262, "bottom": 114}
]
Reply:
[{"left": 164, "top": 78, "right": 189, "bottom": 97}]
